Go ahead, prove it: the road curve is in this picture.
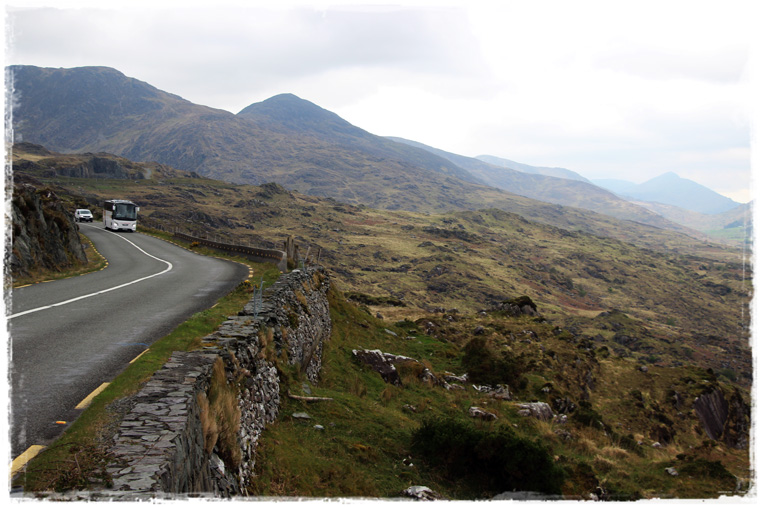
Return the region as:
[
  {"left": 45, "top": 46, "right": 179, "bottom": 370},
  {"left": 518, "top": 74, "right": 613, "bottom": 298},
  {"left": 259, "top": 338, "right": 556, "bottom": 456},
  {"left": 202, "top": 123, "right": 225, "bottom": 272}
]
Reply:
[{"left": 8, "top": 225, "right": 249, "bottom": 457}]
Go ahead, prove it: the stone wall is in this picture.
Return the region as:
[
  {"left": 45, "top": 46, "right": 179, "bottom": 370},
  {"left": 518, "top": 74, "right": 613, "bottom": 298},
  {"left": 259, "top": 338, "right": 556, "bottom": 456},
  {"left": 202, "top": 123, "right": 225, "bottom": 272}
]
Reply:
[{"left": 104, "top": 266, "right": 331, "bottom": 498}]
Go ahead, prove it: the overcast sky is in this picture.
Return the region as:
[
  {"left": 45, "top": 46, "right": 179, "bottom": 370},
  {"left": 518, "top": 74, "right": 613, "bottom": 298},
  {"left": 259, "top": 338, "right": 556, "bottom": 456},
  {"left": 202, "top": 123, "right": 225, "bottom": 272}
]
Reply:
[{"left": 3, "top": 0, "right": 756, "bottom": 202}]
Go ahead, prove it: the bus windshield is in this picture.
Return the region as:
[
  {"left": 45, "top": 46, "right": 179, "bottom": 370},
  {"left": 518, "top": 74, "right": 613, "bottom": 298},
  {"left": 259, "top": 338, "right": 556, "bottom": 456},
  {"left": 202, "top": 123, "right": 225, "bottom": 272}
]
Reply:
[{"left": 114, "top": 203, "right": 137, "bottom": 220}]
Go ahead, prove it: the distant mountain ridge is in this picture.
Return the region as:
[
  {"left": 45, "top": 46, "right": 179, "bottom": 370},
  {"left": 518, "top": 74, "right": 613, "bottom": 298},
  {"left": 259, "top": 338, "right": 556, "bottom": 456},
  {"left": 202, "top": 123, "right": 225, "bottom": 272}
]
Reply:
[
  {"left": 9, "top": 64, "right": 712, "bottom": 248},
  {"left": 475, "top": 154, "right": 590, "bottom": 183},
  {"left": 387, "top": 137, "right": 683, "bottom": 229},
  {"left": 594, "top": 172, "right": 741, "bottom": 215}
]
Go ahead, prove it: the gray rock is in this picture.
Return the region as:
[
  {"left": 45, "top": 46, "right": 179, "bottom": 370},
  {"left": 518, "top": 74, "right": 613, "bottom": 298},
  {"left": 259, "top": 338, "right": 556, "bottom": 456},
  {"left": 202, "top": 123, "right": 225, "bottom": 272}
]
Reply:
[
  {"left": 694, "top": 388, "right": 728, "bottom": 441},
  {"left": 401, "top": 486, "right": 445, "bottom": 501},
  {"left": 469, "top": 406, "right": 498, "bottom": 421},
  {"left": 516, "top": 402, "right": 554, "bottom": 421}
]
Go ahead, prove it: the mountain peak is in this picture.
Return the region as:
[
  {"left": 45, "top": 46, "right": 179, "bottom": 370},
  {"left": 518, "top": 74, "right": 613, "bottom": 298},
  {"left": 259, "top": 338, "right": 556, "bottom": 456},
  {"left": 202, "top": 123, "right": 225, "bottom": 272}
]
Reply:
[
  {"left": 652, "top": 171, "right": 682, "bottom": 181},
  {"left": 236, "top": 93, "right": 356, "bottom": 135},
  {"left": 627, "top": 172, "right": 739, "bottom": 214}
]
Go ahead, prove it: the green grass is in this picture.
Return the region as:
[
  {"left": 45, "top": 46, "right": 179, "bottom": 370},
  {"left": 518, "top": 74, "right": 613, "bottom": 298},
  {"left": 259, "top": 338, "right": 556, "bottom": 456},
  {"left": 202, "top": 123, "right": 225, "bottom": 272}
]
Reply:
[{"left": 248, "top": 286, "right": 752, "bottom": 500}]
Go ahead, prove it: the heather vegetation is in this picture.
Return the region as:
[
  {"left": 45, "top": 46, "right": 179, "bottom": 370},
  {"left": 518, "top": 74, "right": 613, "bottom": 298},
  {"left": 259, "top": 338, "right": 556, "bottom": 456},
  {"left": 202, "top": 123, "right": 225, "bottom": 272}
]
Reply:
[{"left": 10, "top": 144, "right": 752, "bottom": 499}]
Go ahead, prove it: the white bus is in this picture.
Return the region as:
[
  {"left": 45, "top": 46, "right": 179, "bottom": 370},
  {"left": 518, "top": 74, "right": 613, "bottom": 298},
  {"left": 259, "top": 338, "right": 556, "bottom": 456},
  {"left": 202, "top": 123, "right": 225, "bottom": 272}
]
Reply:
[{"left": 104, "top": 199, "right": 140, "bottom": 232}]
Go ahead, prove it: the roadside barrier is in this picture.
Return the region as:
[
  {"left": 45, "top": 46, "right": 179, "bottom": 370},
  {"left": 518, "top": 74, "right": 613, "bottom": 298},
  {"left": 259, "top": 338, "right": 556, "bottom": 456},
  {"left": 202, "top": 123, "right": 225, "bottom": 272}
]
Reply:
[{"left": 172, "top": 231, "right": 287, "bottom": 272}]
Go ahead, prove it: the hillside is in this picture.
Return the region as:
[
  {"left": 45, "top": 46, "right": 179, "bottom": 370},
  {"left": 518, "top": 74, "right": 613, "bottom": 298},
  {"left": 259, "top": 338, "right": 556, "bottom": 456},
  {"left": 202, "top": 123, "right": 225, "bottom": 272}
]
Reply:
[
  {"left": 598, "top": 172, "right": 742, "bottom": 215},
  {"left": 476, "top": 153, "right": 590, "bottom": 183},
  {"left": 9, "top": 65, "right": 709, "bottom": 246},
  {"left": 388, "top": 137, "right": 693, "bottom": 231},
  {"left": 10, "top": 146, "right": 753, "bottom": 499},
  {"left": 633, "top": 200, "right": 752, "bottom": 244},
  {"left": 11, "top": 144, "right": 750, "bottom": 376}
]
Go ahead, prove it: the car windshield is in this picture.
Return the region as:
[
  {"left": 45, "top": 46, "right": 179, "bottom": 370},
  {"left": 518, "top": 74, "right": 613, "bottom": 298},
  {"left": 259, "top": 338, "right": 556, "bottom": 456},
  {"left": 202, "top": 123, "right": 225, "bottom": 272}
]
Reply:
[
  {"left": 113, "top": 203, "right": 137, "bottom": 220},
  {"left": 79, "top": 210, "right": 92, "bottom": 216}
]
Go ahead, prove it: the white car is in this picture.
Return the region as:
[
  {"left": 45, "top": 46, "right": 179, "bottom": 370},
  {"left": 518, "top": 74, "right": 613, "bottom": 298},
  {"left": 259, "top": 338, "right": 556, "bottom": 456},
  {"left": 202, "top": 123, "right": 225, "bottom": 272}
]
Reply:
[{"left": 74, "top": 209, "right": 93, "bottom": 222}]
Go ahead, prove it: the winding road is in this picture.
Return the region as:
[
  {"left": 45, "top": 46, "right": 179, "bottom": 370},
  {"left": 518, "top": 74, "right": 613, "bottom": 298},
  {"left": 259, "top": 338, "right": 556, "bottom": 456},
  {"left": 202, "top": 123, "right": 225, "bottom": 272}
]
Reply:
[{"left": 8, "top": 225, "right": 249, "bottom": 458}]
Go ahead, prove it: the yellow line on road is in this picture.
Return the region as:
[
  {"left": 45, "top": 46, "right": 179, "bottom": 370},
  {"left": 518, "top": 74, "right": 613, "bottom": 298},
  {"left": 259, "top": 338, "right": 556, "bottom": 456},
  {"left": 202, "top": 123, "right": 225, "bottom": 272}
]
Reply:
[
  {"left": 10, "top": 445, "right": 45, "bottom": 479},
  {"left": 130, "top": 349, "right": 149, "bottom": 364},
  {"left": 75, "top": 382, "right": 110, "bottom": 410}
]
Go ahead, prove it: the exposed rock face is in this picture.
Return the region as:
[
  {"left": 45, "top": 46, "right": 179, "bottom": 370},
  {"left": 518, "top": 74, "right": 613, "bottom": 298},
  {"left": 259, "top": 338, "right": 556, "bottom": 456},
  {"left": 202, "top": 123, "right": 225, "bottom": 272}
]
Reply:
[
  {"left": 694, "top": 389, "right": 728, "bottom": 440},
  {"left": 693, "top": 387, "right": 749, "bottom": 449},
  {"left": 9, "top": 181, "right": 87, "bottom": 278},
  {"left": 721, "top": 388, "right": 751, "bottom": 450},
  {"left": 54, "top": 156, "right": 137, "bottom": 179}
]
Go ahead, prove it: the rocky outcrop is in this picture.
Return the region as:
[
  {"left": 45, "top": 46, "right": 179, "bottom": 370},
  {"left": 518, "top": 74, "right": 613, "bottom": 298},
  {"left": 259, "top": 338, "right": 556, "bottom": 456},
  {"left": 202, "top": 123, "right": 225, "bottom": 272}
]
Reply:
[
  {"left": 352, "top": 348, "right": 466, "bottom": 391},
  {"left": 401, "top": 485, "right": 446, "bottom": 501},
  {"left": 693, "top": 387, "right": 750, "bottom": 449},
  {"left": 351, "top": 349, "right": 415, "bottom": 386},
  {"left": 469, "top": 406, "right": 498, "bottom": 421},
  {"left": 105, "top": 266, "right": 331, "bottom": 498},
  {"left": 517, "top": 402, "right": 554, "bottom": 422},
  {"left": 55, "top": 156, "right": 137, "bottom": 179},
  {"left": 694, "top": 389, "right": 728, "bottom": 440},
  {"left": 9, "top": 180, "right": 87, "bottom": 279},
  {"left": 494, "top": 295, "right": 539, "bottom": 317},
  {"left": 719, "top": 388, "right": 750, "bottom": 450}
]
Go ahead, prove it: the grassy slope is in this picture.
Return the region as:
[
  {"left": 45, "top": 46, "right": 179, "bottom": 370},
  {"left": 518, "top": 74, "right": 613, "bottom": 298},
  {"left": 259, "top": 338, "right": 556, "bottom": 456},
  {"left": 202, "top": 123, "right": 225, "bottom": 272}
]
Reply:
[
  {"left": 10, "top": 148, "right": 752, "bottom": 499},
  {"left": 252, "top": 287, "right": 751, "bottom": 499}
]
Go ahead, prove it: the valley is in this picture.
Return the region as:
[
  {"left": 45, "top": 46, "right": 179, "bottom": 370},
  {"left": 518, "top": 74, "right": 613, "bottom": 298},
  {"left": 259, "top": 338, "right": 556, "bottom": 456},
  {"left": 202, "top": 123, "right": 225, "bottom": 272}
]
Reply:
[
  {"left": 9, "top": 143, "right": 753, "bottom": 499},
  {"left": 6, "top": 64, "right": 752, "bottom": 499}
]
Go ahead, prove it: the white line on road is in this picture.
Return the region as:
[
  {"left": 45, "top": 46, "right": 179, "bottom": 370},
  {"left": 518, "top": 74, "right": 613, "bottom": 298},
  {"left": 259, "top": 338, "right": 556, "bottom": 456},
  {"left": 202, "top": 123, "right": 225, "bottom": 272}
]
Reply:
[{"left": 8, "top": 226, "right": 173, "bottom": 320}]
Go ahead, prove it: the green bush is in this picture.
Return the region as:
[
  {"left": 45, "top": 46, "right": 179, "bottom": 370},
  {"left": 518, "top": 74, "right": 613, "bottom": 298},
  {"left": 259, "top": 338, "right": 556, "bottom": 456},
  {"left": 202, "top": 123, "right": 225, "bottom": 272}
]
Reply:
[
  {"left": 679, "top": 458, "right": 734, "bottom": 481},
  {"left": 411, "top": 417, "right": 565, "bottom": 497},
  {"left": 572, "top": 400, "right": 609, "bottom": 431},
  {"left": 461, "top": 337, "right": 522, "bottom": 387}
]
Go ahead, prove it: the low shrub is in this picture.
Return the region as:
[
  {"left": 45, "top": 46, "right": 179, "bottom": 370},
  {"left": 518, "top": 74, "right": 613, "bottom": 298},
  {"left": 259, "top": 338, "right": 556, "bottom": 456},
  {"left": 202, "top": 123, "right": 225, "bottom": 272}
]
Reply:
[
  {"left": 679, "top": 458, "right": 735, "bottom": 481},
  {"left": 461, "top": 336, "right": 522, "bottom": 387},
  {"left": 411, "top": 417, "right": 565, "bottom": 497}
]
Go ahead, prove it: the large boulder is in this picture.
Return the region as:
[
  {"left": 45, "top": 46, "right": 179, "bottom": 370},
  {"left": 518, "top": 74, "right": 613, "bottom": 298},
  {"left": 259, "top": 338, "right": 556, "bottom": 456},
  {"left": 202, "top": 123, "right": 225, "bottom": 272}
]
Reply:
[{"left": 517, "top": 402, "right": 554, "bottom": 422}]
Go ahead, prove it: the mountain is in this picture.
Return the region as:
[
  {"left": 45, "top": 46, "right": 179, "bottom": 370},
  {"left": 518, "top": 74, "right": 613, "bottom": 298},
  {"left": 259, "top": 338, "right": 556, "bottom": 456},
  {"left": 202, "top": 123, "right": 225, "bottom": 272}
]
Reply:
[
  {"left": 9, "top": 65, "right": 712, "bottom": 250},
  {"left": 234, "top": 92, "right": 485, "bottom": 187},
  {"left": 600, "top": 172, "right": 741, "bottom": 215},
  {"left": 592, "top": 178, "right": 637, "bottom": 194},
  {"left": 476, "top": 154, "right": 590, "bottom": 183},
  {"left": 387, "top": 137, "right": 697, "bottom": 231},
  {"left": 8, "top": 65, "right": 481, "bottom": 198}
]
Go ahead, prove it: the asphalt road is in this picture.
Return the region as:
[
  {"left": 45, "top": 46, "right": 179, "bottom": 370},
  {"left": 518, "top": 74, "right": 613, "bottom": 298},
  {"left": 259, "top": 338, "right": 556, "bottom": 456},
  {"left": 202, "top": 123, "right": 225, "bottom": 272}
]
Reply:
[{"left": 8, "top": 224, "right": 249, "bottom": 458}]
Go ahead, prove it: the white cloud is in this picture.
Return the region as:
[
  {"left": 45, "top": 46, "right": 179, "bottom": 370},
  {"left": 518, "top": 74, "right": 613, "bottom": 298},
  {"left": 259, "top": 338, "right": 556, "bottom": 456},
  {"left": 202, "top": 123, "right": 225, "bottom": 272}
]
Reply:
[{"left": 3, "top": 0, "right": 755, "bottom": 202}]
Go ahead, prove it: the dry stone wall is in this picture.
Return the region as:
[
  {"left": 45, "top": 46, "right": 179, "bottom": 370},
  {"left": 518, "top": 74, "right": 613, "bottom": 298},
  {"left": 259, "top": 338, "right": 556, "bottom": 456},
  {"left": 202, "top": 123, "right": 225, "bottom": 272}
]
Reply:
[{"left": 104, "top": 266, "right": 331, "bottom": 499}]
